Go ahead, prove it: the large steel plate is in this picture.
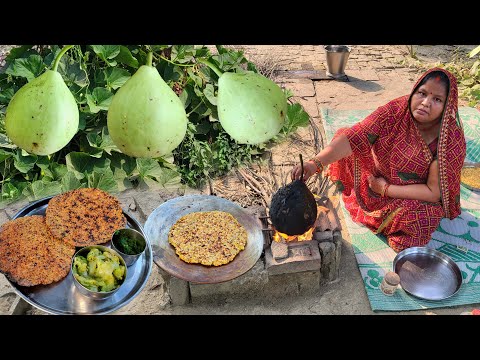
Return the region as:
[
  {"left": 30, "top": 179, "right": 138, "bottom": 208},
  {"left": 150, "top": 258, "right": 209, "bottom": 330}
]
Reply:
[
  {"left": 393, "top": 247, "right": 462, "bottom": 301},
  {"left": 144, "top": 195, "right": 264, "bottom": 284},
  {"left": 8, "top": 196, "right": 153, "bottom": 315}
]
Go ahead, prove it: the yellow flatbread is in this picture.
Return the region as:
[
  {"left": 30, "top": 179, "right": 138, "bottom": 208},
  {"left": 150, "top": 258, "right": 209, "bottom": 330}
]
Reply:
[{"left": 168, "top": 211, "right": 247, "bottom": 266}]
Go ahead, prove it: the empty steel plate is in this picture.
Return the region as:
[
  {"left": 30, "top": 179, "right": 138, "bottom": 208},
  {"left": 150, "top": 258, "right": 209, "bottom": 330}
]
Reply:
[{"left": 393, "top": 247, "right": 462, "bottom": 301}]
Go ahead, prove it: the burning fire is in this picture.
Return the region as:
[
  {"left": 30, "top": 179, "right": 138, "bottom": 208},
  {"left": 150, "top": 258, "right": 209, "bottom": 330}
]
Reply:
[
  {"left": 273, "top": 227, "right": 315, "bottom": 242},
  {"left": 272, "top": 204, "right": 329, "bottom": 243}
]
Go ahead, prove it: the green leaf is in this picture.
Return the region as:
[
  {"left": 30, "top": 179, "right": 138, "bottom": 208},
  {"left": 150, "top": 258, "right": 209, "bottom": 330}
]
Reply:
[
  {"left": 137, "top": 158, "right": 164, "bottom": 179},
  {"left": 51, "top": 163, "right": 68, "bottom": 179},
  {"left": 150, "top": 45, "right": 170, "bottom": 52},
  {"left": 203, "top": 83, "right": 217, "bottom": 105},
  {"left": 186, "top": 68, "right": 203, "bottom": 87},
  {"left": 34, "top": 156, "right": 50, "bottom": 170},
  {"left": 58, "top": 61, "right": 89, "bottom": 88},
  {"left": 469, "top": 45, "right": 480, "bottom": 58},
  {"left": 5, "top": 45, "right": 34, "bottom": 63},
  {"left": 90, "top": 45, "right": 121, "bottom": 66},
  {"left": 87, "top": 168, "right": 118, "bottom": 193},
  {"left": 0, "top": 133, "right": 17, "bottom": 149},
  {"left": 43, "top": 46, "right": 62, "bottom": 68},
  {"left": 113, "top": 167, "right": 133, "bottom": 192},
  {"left": 86, "top": 127, "right": 118, "bottom": 155},
  {"left": 115, "top": 46, "right": 139, "bottom": 68},
  {"left": 154, "top": 167, "right": 182, "bottom": 187},
  {"left": 283, "top": 88, "right": 294, "bottom": 99},
  {"left": 1, "top": 182, "right": 20, "bottom": 200},
  {"left": 195, "top": 121, "right": 211, "bottom": 135},
  {"left": 103, "top": 68, "right": 131, "bottom": 90},
  {"left": 171, "top": 45, "right": 195, "bottom": 63},
  {"left": 0, "top": 148, "right": 13, "bottom": 163},
  {"left": 179, "top": 86, "right": 191, "bottom": 108},
  {"left": 109, "top": 151, "right": 137, "bottom": 175},
  {"left": 66, "top": 152, "right": 111, "bottom": 179},
  {"left": 193, "top": 47, "right": 210, "bottom": 58},
  {"left": 0, "top": 87, "right": 15, "bottom": 105},
  {"left": 213, "top": 49, "right": 247, "bottom": 72},
  {"left": 61, "top": 171, "right": 83, "bottom": 191},
  {"left": 281, "top": 103, "right": 310, "bottom": 134},
  {"left": 86, "top": 87, "right": 113, "bottom": 113},
  {"left": 13, "top": 151, "right": 37, "bottom": 173},
  {"left": 5, "top": 54, "right": 45, "bottom": 82},
  {"left": 22, "top": 180, "right": 62, "bottom": 201}
]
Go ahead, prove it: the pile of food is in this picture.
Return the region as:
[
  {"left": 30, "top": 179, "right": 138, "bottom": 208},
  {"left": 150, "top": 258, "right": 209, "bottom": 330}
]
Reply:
[
  {"left": 72, "top": 247, "right": 126, "bottom": 292},
  {"left": 0, "top": 188, "right": 126, "bottom": 287},
  {"left": 168, "top": 210, "right": 247, "bottom": 266},
  {"left": 461, "top": 166, "right": 480, "bottom": 191}
]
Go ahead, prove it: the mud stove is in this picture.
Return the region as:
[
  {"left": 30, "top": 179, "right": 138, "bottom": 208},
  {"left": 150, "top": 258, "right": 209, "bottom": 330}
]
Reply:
[{"left": 164, "top": 196, "right": 342, "bottom": 305}]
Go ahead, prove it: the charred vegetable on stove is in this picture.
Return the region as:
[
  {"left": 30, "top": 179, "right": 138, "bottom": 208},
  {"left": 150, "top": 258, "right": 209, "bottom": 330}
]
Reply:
[
  {"left": 5, "top": 45, "right": 79, "bottom": 155},
  {"left": 270, "top": 154, "right": 317, "bottom": 235}
]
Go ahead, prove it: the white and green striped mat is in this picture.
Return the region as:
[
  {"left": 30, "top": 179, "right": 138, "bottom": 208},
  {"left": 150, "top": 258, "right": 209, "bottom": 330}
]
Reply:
[{"left": 321, "top": 107, "right": 480, "bottom": 311}]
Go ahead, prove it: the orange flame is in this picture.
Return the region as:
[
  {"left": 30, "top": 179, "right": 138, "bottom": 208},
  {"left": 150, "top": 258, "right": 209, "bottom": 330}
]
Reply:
[
  {"left": 273, "top": 227, "right": 315, "bottom": 242},
  {"left": 271, "top": 203, "right": 328, "bottom": 243}
]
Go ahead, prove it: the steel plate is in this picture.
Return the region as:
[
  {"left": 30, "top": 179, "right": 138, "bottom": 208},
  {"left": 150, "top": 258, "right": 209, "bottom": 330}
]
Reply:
[
  {"left": 9, "top": 196, "right": 153, "bottom": 315},
  {"left": 393, "top": 247, "right": 462, "bottom": 301},
  {"left": 144, "top": 195, "right": 264, "bottom": 284},
  {"left": 461, "top": 161, "right": 480, "bottom": 192}
]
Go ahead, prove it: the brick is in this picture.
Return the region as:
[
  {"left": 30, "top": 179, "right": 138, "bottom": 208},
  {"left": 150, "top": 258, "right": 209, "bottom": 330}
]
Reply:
[{"left": 265, "top": 241, "right": 321, "bottom": 275}]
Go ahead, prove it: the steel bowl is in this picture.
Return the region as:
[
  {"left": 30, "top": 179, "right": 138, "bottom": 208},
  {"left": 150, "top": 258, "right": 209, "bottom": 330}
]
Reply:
[
  {"left": 111, "top": 228, "right": 147, "bottom": 267},
  {"left": 393, "top": 247, "right": 462, "bottom": 301},
  {"left": 71, "top": 245, "right": 128, "bottom": 300}
]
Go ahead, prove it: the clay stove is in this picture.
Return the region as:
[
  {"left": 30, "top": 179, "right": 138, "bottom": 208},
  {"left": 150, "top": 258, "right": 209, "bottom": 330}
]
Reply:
[
  {"left": 262, "top": 196, "right": 341, "bottom": 276},
  {"left": 167, "top": 196, "right": 343, "bottom": 305}
]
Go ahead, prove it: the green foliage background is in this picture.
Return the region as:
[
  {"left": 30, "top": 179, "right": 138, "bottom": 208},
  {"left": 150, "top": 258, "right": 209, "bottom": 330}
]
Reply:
[{"left": 0, "top": 45, "right": 310, "bottom": 208}]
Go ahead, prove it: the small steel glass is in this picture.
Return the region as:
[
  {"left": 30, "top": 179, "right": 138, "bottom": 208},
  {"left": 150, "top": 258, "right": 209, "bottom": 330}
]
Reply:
[{"left": 111, "top": 228, "right": 147, "bottom": 267}]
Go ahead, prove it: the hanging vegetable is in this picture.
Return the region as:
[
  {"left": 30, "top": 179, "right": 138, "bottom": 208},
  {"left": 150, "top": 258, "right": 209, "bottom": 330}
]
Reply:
[
  {"left": 5, "top": 45, "right": 79, "bottom": 156},
  {"left": 107, "top": 51, "right": 188, "bottom": 158},
  {"left": 198, "top": 59, "right": 287, "bottom": 145}
]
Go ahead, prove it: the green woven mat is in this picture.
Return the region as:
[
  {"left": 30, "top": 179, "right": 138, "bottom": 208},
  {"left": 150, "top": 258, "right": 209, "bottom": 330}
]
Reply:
[{"left": 321, "top": 107, "right": 480, "bottom": 311}]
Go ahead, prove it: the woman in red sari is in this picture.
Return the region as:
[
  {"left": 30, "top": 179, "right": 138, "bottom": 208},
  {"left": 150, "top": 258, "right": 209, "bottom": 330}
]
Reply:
[{"left": 291, "top": 68, "right": 466, "bottom": 252}]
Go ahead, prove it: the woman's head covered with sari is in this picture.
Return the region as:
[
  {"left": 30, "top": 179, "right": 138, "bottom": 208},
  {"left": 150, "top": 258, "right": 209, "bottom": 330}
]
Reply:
[{"left": 408, "top": 67, "right": 466, "bottom": 219}]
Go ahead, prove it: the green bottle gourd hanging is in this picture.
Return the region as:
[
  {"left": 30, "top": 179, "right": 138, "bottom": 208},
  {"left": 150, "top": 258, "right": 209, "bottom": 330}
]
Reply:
[
  {"left": 198, "top": 59, "right": 287, "bottom": 145},
  {"left": 5, "top": 45, "right": 79, "bottom": 156},
  {"left": 107, "top": 52, "right": 188, "bottom": 158}
]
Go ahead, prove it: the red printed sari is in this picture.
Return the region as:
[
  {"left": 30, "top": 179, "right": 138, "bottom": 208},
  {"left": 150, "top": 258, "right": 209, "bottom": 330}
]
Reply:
[{"left": 327, "top": 68, "right": 466, "bottom": 252}]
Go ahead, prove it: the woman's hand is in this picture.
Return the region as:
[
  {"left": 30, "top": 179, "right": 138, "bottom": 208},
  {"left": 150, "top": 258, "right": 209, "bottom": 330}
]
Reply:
[
  {"left": 368, "top": 174, "right": 388, "bottom": 196},
  {"left": 291, "top": 160, "right": 317, "bottom": 181}
]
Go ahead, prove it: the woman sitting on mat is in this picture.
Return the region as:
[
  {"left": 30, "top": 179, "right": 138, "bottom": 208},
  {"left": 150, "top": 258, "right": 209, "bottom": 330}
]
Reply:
[{"left": 290, "top": 68, "right": 466, "bottom": 252}]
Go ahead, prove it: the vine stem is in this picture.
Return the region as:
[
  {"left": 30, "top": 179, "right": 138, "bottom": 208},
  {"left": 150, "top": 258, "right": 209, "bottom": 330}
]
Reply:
[
  {"left": 196, "top": 58, "right": 223, "bottom": 77},
  {"left": 146, "top": 51, "right": 153, "bottom": 66},
  {"left": 156, "top": 54, "right": 196, "bottom": 67},
  {"left": 186, "top": 101, "right": 204, "bottom": 116},
  {"left": 52, "top": 45, "right": 74, "bottom": 72}
]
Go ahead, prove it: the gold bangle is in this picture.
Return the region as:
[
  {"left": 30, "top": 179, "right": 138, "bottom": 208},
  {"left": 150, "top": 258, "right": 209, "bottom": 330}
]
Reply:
[
  {"left": 310, "top": 158, "right": 324, "bottom": 174},
  {"left": 381, "top": 183, "right": 390, "bottom": 197},
  {"left": 384, "top": 184, "right": 391, "bottom": 197}
]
